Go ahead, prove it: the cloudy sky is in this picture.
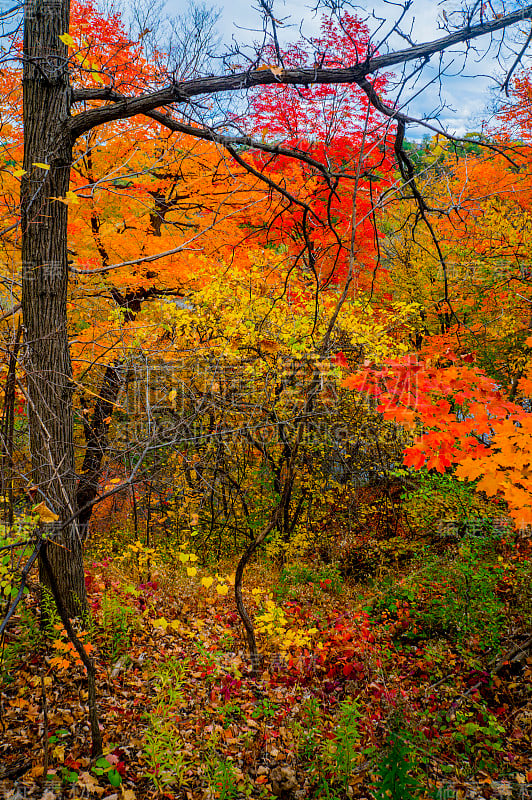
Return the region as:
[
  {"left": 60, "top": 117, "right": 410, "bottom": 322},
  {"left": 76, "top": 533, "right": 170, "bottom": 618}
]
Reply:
[{"left": 171, "top": 0, "right": 525, "bottom": 139}]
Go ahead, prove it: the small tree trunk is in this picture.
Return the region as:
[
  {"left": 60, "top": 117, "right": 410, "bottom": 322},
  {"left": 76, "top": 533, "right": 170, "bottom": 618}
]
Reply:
[
  {"left": 77, "top": 362, "right": 124, "bottom": 541},
  {"left": 0, "top": 324, "right": 21, "bottom": 527},
  {"left": 21, "top": 0, "right": 86, "bottom": 617},
  {"left": 234, "top": 512, "right": 279, "bottom": 677}
]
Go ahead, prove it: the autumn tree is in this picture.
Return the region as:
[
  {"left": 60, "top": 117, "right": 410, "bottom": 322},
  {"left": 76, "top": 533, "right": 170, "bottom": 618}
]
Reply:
[
  {"left": 244, "top": 11, "right": 394, "bottom": 288},
  {"left": 341, "top": 106, "right": 532, "bottom": 528}
]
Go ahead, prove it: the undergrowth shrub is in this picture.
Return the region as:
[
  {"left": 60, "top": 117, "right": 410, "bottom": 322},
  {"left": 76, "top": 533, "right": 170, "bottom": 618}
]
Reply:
[
  {"left": 324, "top": 699, "right": 364, "bottom": 790},
  {"left": 340, "top": 534, "right": 421, "bottom": 579},
  {"left": 294, "top": 695, "right": 322, "bottom": 765},
  {"left": 372, "top": 727, "right": 422, "bottom": 800},
  {"left": 41, "top": 584, "right": 63, "bottom": 635},
  {"left": 371, "top": 541, "right": 506, "bottom": 651},
  {"left": 255, "top": 598, "right": 318, "bottom": 655},
  {"left": 142, "top": 657, "right": 191, "bottom": 792},
  {"left": 100, "top": 593, "right": 137, "bottom": 661},
  {"left": 401, "top": 470, "right": 504, "bottom": 542},
  {"left": 275, "top": 561, "right": 343, "bottom": 598},
  {"left": 294, "top": 696, "right": 374, "bottom": 798},
  {"left": 205, "top": 747, "right": 240, "bottom": 800},
  {"left": 449, "top": 704, "right": 506, "bottom": 773}
]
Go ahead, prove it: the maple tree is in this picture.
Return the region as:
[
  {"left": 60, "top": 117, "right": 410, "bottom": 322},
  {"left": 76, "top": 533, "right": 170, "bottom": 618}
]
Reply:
[
  {"left": 244, "top": 12, "right": 394, "bottom": 288},
  {"left": 341, "top": 94, "right": 532, "bottom": 529},
  {"left": 344, "top": 353, "right": 532, "bottom": 525}
]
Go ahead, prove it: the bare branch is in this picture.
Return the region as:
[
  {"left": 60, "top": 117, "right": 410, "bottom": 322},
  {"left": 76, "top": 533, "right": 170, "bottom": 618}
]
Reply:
[
  {"left": 0, "top": 303, "right": 21, "bottom": 323},
  {"left": 72, "top": 90, "right": 343, "bottom": 185},
  {"left": 67, "top": 3, "right": 532, "bottom": 140}
]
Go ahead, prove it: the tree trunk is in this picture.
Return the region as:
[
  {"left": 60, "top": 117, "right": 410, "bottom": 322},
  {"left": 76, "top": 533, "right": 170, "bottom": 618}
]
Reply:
[
  {"left": 21, "top": 0, "right": 86, "bottom": 617},
  {"left": 0, "top": 324, "right": 21, "bottom": 527},
  {"left": 76, "top": 362, "right": 124, "bottom": 541}
]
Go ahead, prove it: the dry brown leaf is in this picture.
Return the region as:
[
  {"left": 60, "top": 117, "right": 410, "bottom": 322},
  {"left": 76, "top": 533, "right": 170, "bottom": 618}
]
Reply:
[{"left": 33, "top": 501, "right": 59, "bottom": 523}]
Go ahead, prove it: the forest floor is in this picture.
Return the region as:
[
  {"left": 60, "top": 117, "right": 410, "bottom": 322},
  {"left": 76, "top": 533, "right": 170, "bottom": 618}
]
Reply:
[{"left": 1, "top": 526, "right": 532, "bottom": 800}]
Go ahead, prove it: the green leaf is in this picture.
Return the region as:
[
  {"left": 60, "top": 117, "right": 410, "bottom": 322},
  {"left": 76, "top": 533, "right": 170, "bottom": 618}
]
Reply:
[
  {"left": 464, "top": 723, "right": 480, "bottom": 736},
  {"left": 108, "top": 769, "right": 122, "bottom": 787}
]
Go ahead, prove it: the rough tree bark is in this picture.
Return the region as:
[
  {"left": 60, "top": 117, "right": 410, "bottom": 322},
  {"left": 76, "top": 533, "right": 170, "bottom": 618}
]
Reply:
[{"left": 21, "top": 0, "right": 86, "bottom": 616}]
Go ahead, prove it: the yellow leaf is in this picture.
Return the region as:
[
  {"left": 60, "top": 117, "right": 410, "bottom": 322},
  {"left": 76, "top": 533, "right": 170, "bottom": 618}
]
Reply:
[
  {"left": 110, "top": 478, "right": 121, "bottom": 484},
  {"left": 168, "top": 389, "right": 177, "bottom": 402},
  {"left": 186, "top": 567, "right": 197, "bottom": 577},
  {"left": 475, "top": 472, "right": 502, "bottom": 498},
  {"left": 201, "top": 576, "right": 214, "bottom": 589},
  {"left": 216, "top": 584, "right": 229, "bottom": 596},
  {"left": 32, "top": 162, "right": 50, "bottom": 170},
  {"left": 59, "top": 33, "right": 76, "bottom": 47},
  {"left": 52, "top": 745, "right": 65, "bottom": 763},
  {"left": 65, "top": 190, "right": 79, "bottom": 205},
  {"left": 50, "top": 196, "right": 69, "bottom": 204},
  {"left": 179, "top": 553, "right": 190, "bottom": 563},
  {"left": 33, "top": 502, "right": 59, "bottom": 523},
  {"left": 12, "top": 169, "right": 26, "bottom": 177}
]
